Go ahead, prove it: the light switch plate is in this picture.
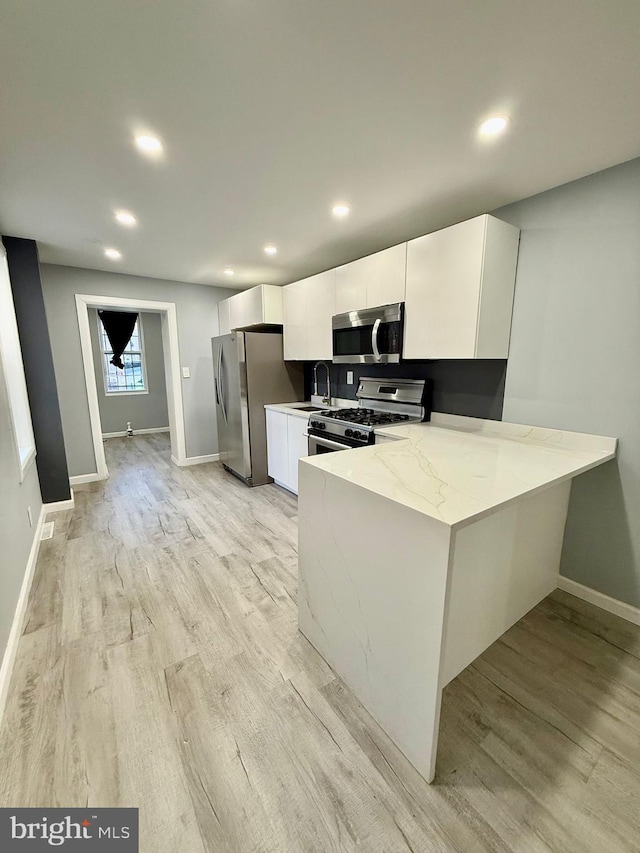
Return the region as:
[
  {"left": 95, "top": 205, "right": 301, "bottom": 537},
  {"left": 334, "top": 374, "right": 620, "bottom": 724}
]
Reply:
[
  {"left": 346, "top": 370, "right": 354, "bottom": 385},
  {"left": 182, "top": 367, "right": 191, "bottom": 378}
]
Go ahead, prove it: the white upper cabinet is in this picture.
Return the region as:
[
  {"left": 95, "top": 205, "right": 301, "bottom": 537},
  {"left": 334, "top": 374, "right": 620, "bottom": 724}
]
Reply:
[
  {"left": 283, "top": 270, "right": 335, "bottom": 360},
  {"left": 218, "top": 298, "right": 231, "bottom": 336},
  {"left": 221, "top": 284, "right": 283, "bottom": 332},
  {"left": 336, "top": 243, "right": 406, "bottom": 313},
  {"left": 403, "top": 215, "right": 520, "bottom": 359},
  {"left": 335, "top": 263, "right": 366, "bottom": 313},
  {"left": 282, "top": 280, "right": 308, "bottom": 360},
  {"left": 305, "top": 270, "right": 335, "bottom": 360}
]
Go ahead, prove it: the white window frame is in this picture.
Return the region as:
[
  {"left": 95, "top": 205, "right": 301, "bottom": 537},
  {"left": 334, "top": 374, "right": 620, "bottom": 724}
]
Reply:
[
  {"left": 97, "top": 312, "right": 149, "bottom": 396},
  {"left": 0, "top": 244, "right": 36, "bottom": 482}
]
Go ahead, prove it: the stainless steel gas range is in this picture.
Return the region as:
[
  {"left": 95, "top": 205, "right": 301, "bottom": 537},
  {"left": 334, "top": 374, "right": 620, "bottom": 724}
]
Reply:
[{"left": 307, "top": 377, "right": 431, "bottom": 455}]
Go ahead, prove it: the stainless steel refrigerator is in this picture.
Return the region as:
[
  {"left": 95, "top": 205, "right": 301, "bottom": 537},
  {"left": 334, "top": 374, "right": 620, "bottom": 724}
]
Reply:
[{"left": 212, "top": 331, "right": 304, "bottom": 486}]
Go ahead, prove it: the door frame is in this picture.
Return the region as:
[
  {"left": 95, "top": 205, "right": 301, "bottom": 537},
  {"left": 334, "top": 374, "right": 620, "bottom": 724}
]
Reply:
[{"left": 75, "top": 293, "right": 187, "bottom": 479}]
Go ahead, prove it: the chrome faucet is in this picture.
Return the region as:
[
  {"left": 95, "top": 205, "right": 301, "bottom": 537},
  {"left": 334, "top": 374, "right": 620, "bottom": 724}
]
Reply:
[{"left": 313, "top": 361, "right": 331, "bottom": 405}]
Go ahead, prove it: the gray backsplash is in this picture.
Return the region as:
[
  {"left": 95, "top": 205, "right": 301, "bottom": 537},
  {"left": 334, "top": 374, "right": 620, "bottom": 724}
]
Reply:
[{"left": 304, "top": 360, "right": 507, "bottom": 420}]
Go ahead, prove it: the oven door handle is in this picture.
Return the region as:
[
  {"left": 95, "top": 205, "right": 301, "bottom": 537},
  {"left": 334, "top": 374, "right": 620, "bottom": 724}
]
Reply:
[
  {"left": 371, "top": 318, "right": 381, "bottom": 362},
  {"left": 306, "top": 433, "right": 353, "bottom": 451}
]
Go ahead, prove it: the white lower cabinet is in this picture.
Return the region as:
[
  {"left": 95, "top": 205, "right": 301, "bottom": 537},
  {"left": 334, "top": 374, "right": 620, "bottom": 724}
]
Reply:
[
  {"left": 287, "top": 414, "right": 309, "bottom": 494},
  {"left": 266, "top": 410, "right": 289, "bottom": 487},
  {"left": 266, "top": 409, "right": 310, "bottom": 494}
]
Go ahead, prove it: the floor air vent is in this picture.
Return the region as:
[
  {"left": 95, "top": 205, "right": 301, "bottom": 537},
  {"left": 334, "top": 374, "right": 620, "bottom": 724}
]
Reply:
[{"left": 41, "top": 521, "right": 55, "bottom": 541}]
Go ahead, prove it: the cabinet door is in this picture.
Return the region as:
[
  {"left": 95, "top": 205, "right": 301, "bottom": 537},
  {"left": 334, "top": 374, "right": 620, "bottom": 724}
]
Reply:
[
  {"left": 365, "top": 243, "right": 406, "bottom": 308},
  {"left": 305, "top": 269, "right": 336, "bottom": 361},
  {"left": 283, "top": 281, "right": 308, "bottom": 360},
  {"left": 261, "top": 285, "right": 283, "bottom": 325},
  {"left": 218, "top": 299, "right": 231, "bottom": 336},
  {"left": 287, "top": 415, "right": 310, "bottom": 495},
  {"left": 403, "top": 216, "right": 485, "bottom": 359},
  {"left": 229, "top": 287, "right": 264, "bottom": 330},
  {"left": 228, "top": 292, "right": 244, "bottom": 330},
  {"left": 266, "top": 409, "right": 289, "bottom": 486},
  {"left": 335, "top": 261, "right": 367, "bottom": 314}
]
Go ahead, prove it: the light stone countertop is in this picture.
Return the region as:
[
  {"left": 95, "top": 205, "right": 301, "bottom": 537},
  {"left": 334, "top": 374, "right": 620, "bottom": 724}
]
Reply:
[
  {"left": 264, "top": 402, "right": 320, "bottom": 419},
  {"left": 265, "top": 397, "right": 358, "bottom": 419},
  {"left": 301, "top": 412, "right": 617, "bottom": 529}
]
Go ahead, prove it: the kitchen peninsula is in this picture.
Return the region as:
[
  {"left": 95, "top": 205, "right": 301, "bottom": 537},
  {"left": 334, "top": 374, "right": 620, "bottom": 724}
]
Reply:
[{"left": 297, "top": 414, "right": 617, "bottom": 783}]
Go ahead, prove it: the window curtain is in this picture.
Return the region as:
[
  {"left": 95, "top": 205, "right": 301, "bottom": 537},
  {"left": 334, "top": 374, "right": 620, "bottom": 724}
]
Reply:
[{"left": 98, "top": 310, "right": 138, "bottom": 369}]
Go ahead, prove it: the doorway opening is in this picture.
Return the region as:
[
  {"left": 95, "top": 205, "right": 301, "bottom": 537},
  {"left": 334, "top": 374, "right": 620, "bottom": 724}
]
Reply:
[{"left": 75, "top": 294, "right": 187, "bottom": 480}]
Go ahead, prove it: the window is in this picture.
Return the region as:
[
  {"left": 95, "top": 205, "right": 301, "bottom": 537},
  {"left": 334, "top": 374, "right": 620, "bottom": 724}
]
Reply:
[
  {"left": 99, "top": 315, "right": 148, "bottom": 394},
  {"left": 0, "top": 246, "right": 36, "bottom": 481}
]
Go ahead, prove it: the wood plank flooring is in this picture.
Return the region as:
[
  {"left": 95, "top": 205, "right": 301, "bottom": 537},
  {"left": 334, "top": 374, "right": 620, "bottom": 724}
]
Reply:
[{"left": 1, "top": 434, "right": 639, "bottom": 852}]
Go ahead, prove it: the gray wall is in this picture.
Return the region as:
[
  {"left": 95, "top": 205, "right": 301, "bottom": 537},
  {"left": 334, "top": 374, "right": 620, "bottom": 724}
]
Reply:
[
  {"left": 0, "top": 346, "right": 42, "bottom": 667},
  {"left": 496, "top": 156, "right": 640, "bottom": 608},
  {"left": 89, "top": 308, "right": 169, "bottom": 435},
  {"left": 40, "top": 265, "right": 235, "bottom": 477}
]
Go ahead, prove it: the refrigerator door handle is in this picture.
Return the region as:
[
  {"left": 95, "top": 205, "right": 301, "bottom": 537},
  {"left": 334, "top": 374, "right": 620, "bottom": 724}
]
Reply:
[
  {"left": 214, "top": 345, "right": 222, "bottom": 405},
  {"left": 218, "top": 344, "right": 228, "bottom": 424}
]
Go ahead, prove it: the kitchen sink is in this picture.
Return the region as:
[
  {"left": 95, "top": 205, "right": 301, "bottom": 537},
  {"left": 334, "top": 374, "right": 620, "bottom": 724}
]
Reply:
[{"left": 292, "top": 405, "right": 323, "bottom": 412}]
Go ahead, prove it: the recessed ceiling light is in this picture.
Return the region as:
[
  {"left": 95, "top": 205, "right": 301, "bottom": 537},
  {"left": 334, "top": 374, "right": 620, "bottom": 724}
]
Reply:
[
  {"left": 104, "top": 248, "right": 122, "bottom": 260},
  {"left": 264, "top": 245, "right": 278, "bottom": 255},
  {"left": 224, "top": 269, "right": 235, "bottom": 276},
  {"left": 332, "top": 204, "right": 350, "bottom": 218},
  {"left": 115, "top": 210, "right": 137, "bottom": 226},
  {"left": 478, "top": 116, "right": 510, "bottom": 137},
  {"left": 134, "top": 134, "right": 163, "bottom": 156}
]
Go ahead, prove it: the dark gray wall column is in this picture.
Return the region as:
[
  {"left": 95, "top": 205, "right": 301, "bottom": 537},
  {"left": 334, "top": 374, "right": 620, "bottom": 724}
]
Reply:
[{"left": 3, "top": 236, "right": 70, "bottom": 503}]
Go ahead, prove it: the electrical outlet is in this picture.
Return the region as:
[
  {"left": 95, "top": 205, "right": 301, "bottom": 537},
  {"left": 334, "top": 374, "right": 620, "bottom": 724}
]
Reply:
[
  {"left": 27, "top": 506, "right": 33, "bottom": 527},
  {"left": 182, "top": 367, "right": 191, "bottom": 378},
  {"left": 346, "top": 370, "right": 354, "bottom": 385}
]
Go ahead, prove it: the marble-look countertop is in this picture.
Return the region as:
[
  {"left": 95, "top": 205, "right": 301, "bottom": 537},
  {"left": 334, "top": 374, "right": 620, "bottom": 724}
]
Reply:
[
  {"left": 265, "top": 397, "right": 358, "bottom": 419},
  {"left": 301, "top": 413, "right": 617, "bottom": 529},
  {"left": 265, "top": 401, "right": 319, "bottom": 419}
]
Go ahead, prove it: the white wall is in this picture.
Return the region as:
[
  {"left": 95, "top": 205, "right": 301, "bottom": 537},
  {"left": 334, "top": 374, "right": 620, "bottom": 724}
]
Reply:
[
  {"left": 0, "top": 329, "right": 42, "bottom": 672},
  {"left": 89, "top": 308, "right": 169, "bottom": 435},
  {"left": 497, "top": 156, "right": 640, "bottom": 608},
  {"left": 41, "top": 264, "right": 235, "bottom": 476}
]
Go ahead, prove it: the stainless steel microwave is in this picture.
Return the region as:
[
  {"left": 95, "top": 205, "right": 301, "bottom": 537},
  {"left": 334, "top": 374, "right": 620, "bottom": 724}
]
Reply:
[{"left": 332, "top": 302, "right": 404, "bottom": 364}]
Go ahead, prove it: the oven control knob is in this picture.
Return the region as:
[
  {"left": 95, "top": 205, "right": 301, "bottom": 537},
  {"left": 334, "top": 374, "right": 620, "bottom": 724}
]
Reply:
[
  {"left": 345, "top": 429, "right": 353, "bottom": 437},
  {"left": 352, "top": 430, "right": 362, "bottom": 440}
]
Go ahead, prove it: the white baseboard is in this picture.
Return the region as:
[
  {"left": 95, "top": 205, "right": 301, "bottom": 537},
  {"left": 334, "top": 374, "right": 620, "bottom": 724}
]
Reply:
[
  {"left": 44, "top": 489, "right": 75, "bottom": 514},
  {"left": 558, "top": 576, "right": 640, "bottom": 627},
  {"left": 69, "top": 471, "right": 107, "bottom": 486},
  {"left": 0, "top": 505, "right": 46, "bottom": 728},
  {"left": 102, "top": 427, "right": 170, "bottom": 439},
  {"left": 171, "top": 453, "right": 220, "bottom": 467}
]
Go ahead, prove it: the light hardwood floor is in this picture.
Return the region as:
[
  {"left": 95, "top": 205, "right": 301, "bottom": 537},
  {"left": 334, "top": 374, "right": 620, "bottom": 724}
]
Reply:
[{"left": 1, "top": 434, "right": 639, "bottom": 852}]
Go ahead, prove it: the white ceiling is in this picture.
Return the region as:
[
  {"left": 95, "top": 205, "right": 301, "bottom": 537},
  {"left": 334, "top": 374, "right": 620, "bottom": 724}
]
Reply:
[{"left": 1, "top": 0, "right": 640, "bottom": 290}]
